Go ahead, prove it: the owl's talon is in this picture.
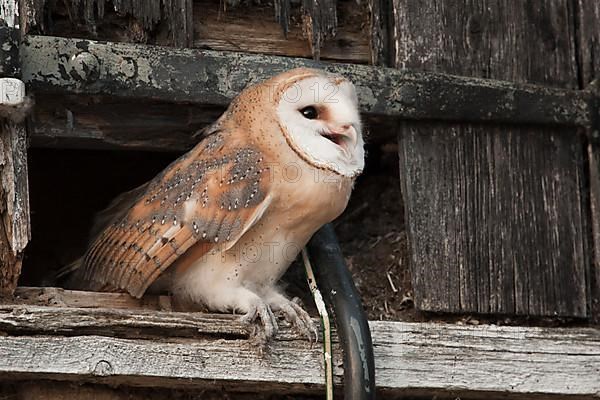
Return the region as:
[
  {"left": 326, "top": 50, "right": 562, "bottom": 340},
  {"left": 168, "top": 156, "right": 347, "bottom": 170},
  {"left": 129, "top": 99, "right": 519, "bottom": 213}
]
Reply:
[
  {"left": 240, "top": 301, "right": 279, "bottom": 343},
  {"left": 276, "top": 297, "right": 318, "bottom": 342}
]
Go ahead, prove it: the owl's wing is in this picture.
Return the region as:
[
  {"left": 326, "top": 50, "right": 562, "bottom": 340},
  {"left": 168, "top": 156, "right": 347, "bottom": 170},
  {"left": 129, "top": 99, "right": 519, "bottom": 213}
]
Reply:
[{"left": 80, "top": 129, "right": 272, "bottom": 298}]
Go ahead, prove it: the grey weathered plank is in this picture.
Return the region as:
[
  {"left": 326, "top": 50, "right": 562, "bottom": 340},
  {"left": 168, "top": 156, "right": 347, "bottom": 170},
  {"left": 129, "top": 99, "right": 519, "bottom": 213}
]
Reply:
[
  {"left": 0, "top": 305, "right": 598, "bottom": 398},
  {"left": 0, "top": 304, "right": 252, "bottom": 338},
  {"left": 577, "top": 1, "right": 600, "bottom": 323},
  {"left": 5, "top": 287, "right": 600, "bottom": 397},
  {"left": 0, "top": 119, "right": 30, "bottom": 296},
  {"left": 394, "top": 0, "right": 591, "bottom": 317},
  {"left": 0, "top": 1, "right": 31, "bottom": 296},
  {"left": 589, "top": 143, "right": 600, "bottom": 323},
  {"left": 12, "top": 286, "right": 175, "bottom": 310},
  {"left": 16, "top": 34, "right": 593, "bottom": 127}
]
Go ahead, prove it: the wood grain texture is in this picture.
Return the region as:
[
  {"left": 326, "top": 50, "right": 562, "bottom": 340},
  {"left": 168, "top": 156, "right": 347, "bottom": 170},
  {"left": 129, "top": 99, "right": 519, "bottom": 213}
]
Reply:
[
  {"left": 574, "top": 0, "right": 600, "bottom": 86},
  {"left": 577, "top": 1, "right": 600, "bottom": 324},
  {"left": 12, "top": 286, "right": 176, "bottom": 310},
  {"left": 589, "top": 143, "right": 600, "bottom": 323},
  {"left": 0, "top": 304, "right": 252, "bottom": 338},
  {"left": 393, "top": 0, "right": 591, "bottom": 316},
  {"left": 193, "top": 0, "right": 370, "bottom": 63},
  {"left": 399, "top": 123, "right": 588, "bottom": 315},
  {"left": 30, "top": 94, "right": 222, "bottom": 152},
  {"left": 0, "top": 300, "right": 598, "bottom": 398},
  {"left": 392, "top": 0, "right": 579, "bottom": 89},
  {"left": 368, "top": 0, "right": 392, "bottom": 66},
  {"left": 0, "top": 0, "right": 31, "bottom": 297},
  {"left": 0, "top": 121, "right": 30, "bottom": 296},
  {"left": 19, "top": 35, "right": 593, "bottom": 125}
]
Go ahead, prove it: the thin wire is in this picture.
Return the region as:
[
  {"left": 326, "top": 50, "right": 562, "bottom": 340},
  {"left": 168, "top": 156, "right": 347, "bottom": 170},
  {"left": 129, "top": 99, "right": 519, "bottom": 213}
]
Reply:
[{"left": 302, "top": 248, "right": 333, "bottom": 400}]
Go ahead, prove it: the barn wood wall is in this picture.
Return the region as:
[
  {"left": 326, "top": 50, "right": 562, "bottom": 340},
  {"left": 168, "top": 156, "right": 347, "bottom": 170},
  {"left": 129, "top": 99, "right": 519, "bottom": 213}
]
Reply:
[
  {"left": 6, "top": 0, "right": 600, "bottom": 319},
  {"left": 394, "top": 0, "right": 598, "bottom": 317},
  {"left": 575, "top": 1, "right": 600, "bottom": 323}
]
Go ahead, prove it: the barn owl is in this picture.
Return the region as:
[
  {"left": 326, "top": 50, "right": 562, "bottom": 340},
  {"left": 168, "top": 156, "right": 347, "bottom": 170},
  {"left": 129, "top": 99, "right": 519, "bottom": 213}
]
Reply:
[{"left": 69, "top": 68, "right": 365, "bottom": 340}]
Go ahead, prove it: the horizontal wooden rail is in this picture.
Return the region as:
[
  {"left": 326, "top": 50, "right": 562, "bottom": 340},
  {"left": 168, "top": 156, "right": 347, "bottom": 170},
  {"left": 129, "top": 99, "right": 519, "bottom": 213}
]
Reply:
[
  {"left": 1, "top": 287, "right": 599, "bottom": 398},
  {"left": 11, "top": 33, "right": 595, "bottom": 129}
]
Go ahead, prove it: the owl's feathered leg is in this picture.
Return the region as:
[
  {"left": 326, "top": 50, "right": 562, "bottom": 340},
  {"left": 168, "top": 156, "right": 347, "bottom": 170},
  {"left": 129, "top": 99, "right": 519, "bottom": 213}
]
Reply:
[
  {"left": 264, "top": 290, "right": 317, "bottom": 342},
  {"left": 173, "top": 272, "right": 280, "bottom": 343}
]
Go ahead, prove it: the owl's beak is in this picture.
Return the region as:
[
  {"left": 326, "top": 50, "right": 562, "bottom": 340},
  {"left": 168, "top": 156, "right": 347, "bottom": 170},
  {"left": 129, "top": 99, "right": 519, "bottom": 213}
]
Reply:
[{"left": 322, "top": 123, "right": 358, "bottom": 158}]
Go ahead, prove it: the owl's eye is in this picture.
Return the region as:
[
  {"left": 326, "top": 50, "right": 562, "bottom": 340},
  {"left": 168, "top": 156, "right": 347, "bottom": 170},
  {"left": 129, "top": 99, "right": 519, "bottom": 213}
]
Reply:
[{"left": 300, "top": 106, "right": 318, "bottom": 120}]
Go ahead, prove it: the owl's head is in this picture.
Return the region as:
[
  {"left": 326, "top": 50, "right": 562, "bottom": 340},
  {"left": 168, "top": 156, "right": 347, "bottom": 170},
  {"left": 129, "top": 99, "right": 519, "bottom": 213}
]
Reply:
[{"left": 269, "top": 69, "right": 365, "bottom": 177}]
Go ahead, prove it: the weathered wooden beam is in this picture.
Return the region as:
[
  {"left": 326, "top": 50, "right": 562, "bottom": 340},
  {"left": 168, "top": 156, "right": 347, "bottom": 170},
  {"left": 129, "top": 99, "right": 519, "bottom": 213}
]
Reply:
[
  {"left": 12, "top": 286, "right": 174, "bottom": 310},
  {"left": 0, "top": 2, "right": 31, "bottom": 297},
  {"left": 0, "top": 304, "right": 253, "bottom": 339},
  {"left": 15, "top": 34, "right": 594, "bottom": 128},
  {"left": 29, "top": 94, "right": 221, "bottom": 152},
  {"left": 27, "top": 93, "right": 397, "bottom": 151},
  {"left": 0, "top": 293, "right": 599, "bottom": 398}
]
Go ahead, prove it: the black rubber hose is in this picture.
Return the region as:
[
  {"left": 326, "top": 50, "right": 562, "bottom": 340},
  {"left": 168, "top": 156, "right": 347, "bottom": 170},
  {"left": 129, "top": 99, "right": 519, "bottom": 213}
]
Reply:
[{"left": 307, "top": 223, "right": 376, "bottom": 399}]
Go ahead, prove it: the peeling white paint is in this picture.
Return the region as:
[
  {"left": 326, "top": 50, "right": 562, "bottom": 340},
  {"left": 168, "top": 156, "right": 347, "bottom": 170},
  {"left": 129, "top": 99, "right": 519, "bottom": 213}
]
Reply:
[{"left": 0, "top": 0, "right": 20, "bottom": 29}]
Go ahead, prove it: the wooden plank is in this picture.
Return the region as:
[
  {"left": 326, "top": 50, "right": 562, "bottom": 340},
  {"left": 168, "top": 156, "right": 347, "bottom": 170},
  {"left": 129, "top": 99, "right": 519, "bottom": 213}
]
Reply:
[
  {"left": 576, "top": 0, "right": 600, "bottom": 324},
  {"left": 394, "top": 0, "right": 591, "bottom": 317},
  {"left": 28, "top": 94, "right": 398, "bottom": 151},
  {"left": 164, "top": 0, "right": 194, "bottom": 47},
  {"left": 399, "top": 123, "right": 589, "bottom": 315},
  {"left": 0, "top": 300, "right": 598, "bottom": 398},
  {"left": 589, "top": 143, "right": 600, "bottom": 323},
  {"left": 12, "top": 286, "right": 175, "bottom": 310},
  {"left": 368, "top": 0, "right": 392, "bottom": 66},
  {"left": 574, "top": 1, "right": 600, "bottom": 86},
  {"left": 193, "top": 0, "right": 370, "bottom": 63},
  {"left": 0, "top": 1, "right": 31, "bottom": 297},
  {"left": 17, "top": 34, "right": 593, "bottom": 127},
  {"left": 0, "top": 119, "right": 30, "bottom": 296},
  {"left": 0, "top": 304, "right": 253, "bottom": 339},
  {"left": 30, "top": 94, "right": 221, "bottom": 152}
]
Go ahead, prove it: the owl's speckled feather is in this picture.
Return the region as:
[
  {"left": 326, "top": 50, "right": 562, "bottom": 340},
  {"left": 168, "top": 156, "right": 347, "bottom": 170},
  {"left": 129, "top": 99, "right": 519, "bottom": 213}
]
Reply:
[
  {"left": 79, "top": 130, "right": 271, "bottom": 297},
  {"left": 69, "top": 68, "right": 365, "bottom": 341}
]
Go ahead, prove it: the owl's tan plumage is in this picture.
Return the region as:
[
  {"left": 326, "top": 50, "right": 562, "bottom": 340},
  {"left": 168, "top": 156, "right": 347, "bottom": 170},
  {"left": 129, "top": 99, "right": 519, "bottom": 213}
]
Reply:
[
  {"left": 80, "top": 130, "right": 271, "bottom": 297},
  {"left": 70, "top": 68, "right": 365, "bottom": 339}
]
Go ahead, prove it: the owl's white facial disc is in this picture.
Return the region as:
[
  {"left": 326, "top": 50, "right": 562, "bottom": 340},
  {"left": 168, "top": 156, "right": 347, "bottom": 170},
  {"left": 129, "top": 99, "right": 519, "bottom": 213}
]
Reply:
[{"left": 276, "top": 75, "right": 365, "bottom": 177}]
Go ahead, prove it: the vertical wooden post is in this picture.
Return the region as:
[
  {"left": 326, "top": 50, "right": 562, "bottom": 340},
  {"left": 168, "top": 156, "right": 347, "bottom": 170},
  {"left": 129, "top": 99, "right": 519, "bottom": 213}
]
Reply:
[
  {"left": 588, "top": 141, "right": 600, "bottom": 322},
  {"left": 0, "top": 0, "right": 31, "bottom": 296},
  {"left": 393, "top": 0, "right": 590, "bottom": 317},
  {"left": 368, "top": 0, "right": 393, "bottom": 66},
  {"left": 575, "top": 1, "right": 600, "bottom": 322}
]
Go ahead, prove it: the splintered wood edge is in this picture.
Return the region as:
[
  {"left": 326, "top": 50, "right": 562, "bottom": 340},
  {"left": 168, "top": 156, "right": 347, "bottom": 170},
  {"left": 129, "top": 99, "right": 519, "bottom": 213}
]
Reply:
[{"left": 1, "top": 287, "right": 599, "bottom": 398}]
